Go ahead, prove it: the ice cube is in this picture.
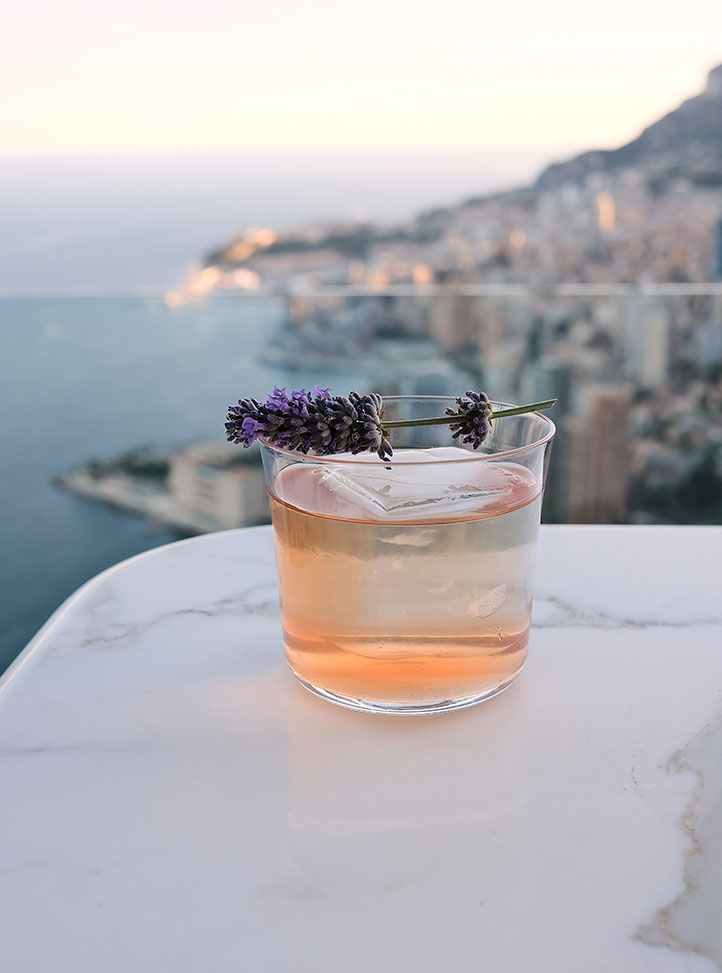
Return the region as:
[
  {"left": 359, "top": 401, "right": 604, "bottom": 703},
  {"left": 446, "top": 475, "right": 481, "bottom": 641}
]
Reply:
[
  {"left": 475, "top": 583, "right": 508, "bottom": 618},
  {"left": 318, "top": 448, "right": 520, "bottom": 522}
]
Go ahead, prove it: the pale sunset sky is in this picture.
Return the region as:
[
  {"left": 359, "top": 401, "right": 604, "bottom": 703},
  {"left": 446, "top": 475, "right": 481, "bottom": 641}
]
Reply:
[{"left": 2, "top": 0, "right": 721, "bottom": 157}]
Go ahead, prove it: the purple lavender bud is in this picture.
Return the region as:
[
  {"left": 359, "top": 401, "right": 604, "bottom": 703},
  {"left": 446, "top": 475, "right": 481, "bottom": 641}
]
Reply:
[
  {"left": 264, "top": 387, "right": 290, "bottom": 410},
  {"left": 226, "top": 388, "right": 392, "bottom": 460},
  {"left": 445, "top": 390, "right": 493, "bottom": 449},
  {"left": 347, "top": 392, "right": 392, "bottom": 460},
  {"left": 225, "top": 397, "right": 266, "bottom": 446}
]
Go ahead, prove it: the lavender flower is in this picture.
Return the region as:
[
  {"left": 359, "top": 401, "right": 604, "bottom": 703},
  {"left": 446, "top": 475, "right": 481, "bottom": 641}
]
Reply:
[
  {"left": 225, "top": 388, "right": 392, "bottom": 460},
  {"left": 226, "top": 387, "right": 553, "bottom": 459},
  {"left": 445, "top": 390, "right": 493, "bottom": 449}
]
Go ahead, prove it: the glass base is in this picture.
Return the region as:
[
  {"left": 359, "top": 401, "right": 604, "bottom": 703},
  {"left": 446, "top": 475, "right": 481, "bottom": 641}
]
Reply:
[{"left": 292, "top": 670, "right": 521, "bottom": 716}]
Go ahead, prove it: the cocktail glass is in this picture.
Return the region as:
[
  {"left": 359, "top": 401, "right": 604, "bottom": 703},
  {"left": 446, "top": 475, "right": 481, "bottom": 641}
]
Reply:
[{"left": 260, "top": 397, "right": 555, "bottom": 715}]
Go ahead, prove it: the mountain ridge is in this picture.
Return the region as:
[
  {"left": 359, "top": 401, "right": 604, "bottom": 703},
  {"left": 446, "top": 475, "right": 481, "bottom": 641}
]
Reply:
[
  {"left": 534, "top": 64, "right": 722, "bottom": 193},
  {"left": 166, "top": 64, "right": 722, "bottom": 300}
]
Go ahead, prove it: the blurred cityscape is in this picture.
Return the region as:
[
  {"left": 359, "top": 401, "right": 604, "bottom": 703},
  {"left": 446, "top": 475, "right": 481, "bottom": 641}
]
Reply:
[
  {"left": 118, "top": 65, "right": 722, "bottom": 533},
  {"left": 62, "top": 285, "right": 722, "bottom": 532},
  {"left": 276, "top": 286, "right": 722, "bottom": 527}
]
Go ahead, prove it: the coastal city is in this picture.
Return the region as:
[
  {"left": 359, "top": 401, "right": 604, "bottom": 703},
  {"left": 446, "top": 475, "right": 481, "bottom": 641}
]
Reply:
[
  {"left": 62, "top": 66, "right": 722, "bottom": 534},
  {"left": 60, "top": 282, "right": 722, "bottom": 531}
]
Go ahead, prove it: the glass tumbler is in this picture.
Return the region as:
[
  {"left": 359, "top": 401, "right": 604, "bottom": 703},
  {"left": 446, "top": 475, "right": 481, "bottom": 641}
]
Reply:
[{"left": 260, "top": 397, "right": 555, "bottom": 715}]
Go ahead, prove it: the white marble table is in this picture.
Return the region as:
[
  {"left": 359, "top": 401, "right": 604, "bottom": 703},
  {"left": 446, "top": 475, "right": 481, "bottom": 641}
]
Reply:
[{"left": 1, "top": 526, "right": 721, "bottom": 973}]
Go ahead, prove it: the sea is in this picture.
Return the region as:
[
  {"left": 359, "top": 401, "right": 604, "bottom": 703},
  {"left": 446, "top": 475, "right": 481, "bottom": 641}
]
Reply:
[
  {"left": 0, "top": 294, "right": 374, "bottom": 673},
  {"left": 0, "top": 148, "right": 549, "bottom": 671}
]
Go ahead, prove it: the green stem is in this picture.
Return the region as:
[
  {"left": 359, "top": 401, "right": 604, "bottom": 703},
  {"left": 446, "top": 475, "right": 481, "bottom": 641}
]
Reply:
[{"left": 383, "top": 399, "right": 556, "bottom": 429}]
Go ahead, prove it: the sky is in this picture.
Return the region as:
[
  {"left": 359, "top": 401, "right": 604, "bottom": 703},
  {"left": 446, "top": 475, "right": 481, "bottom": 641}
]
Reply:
[{"left": 2, "top": 0, "right": 721, "bottom": 157}]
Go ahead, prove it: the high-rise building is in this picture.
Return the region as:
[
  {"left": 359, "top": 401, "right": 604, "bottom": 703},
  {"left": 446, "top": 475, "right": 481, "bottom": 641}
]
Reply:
[
  {"left": 427, "top": 294, "right": 481, "bottom": 351},
  {"left": 520, "top": 356, "right": 573, "bottom": 418},
  {"left": 715, "top": 217, "right": 722, "bottom": 280},
  {"left": 696, "top": 311, "right": 722, "bottom": 367},
  {"left": 519, "top": 357, "right": 574, "bottom": 522},
  {"left": 624, "top": 299, "right": 671, "bottom": 390},
  {"left": 562, "top": 384, "right": 633, "bottom": 524}
]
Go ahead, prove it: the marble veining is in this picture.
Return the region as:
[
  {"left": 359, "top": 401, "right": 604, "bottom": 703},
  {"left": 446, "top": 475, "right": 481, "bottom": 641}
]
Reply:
[
  {"left": 75, "top": 583, "right": 280, "bottom": 651},
  {"left": 641, "top": 708, "right": 722, "bottom": 968},
  {"left": 0, "top": 524, "right": 720, "bottom": 973},
  {"left": 533, "top": 592, "right": 722, "bottom": 631}
]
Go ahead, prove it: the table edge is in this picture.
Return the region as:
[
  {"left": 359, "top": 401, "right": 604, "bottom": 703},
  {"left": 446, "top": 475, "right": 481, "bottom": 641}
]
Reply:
[{"left": 0, "top": 525, "right": 274, "bottom": 696}]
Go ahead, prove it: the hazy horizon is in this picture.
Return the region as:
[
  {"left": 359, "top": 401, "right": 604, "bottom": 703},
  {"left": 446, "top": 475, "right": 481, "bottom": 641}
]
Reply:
[
  {"left": 0, "top": 145, "right": 574, "bottom": 290},
  {"left": 0, "top": 44, "right": 720, "bottom": 293}
]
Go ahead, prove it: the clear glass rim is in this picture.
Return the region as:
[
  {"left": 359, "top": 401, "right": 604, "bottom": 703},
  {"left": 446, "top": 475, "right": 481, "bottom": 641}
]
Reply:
[{"left": 259, "top": 396, "right": 556, "bottom": 466}]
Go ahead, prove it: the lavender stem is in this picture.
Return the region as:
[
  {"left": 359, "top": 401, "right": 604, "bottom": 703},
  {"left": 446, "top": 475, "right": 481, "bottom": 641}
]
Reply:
[{"left": 383, "top": 399, "right": 556, "bottom": 429}]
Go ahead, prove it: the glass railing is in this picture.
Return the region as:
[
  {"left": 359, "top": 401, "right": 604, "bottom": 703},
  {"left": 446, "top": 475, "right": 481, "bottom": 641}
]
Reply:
[{"left": 2, "top": 285, "right": 721, "bottom": 671}]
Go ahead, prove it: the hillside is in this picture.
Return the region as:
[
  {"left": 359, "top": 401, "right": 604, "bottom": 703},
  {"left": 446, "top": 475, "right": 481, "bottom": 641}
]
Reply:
[
  {"left": 165, "top": 65, "right": 722, "bottom": 302},
  {"left": 536, "top": 65, "right": 722, "bottom": 192}
]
